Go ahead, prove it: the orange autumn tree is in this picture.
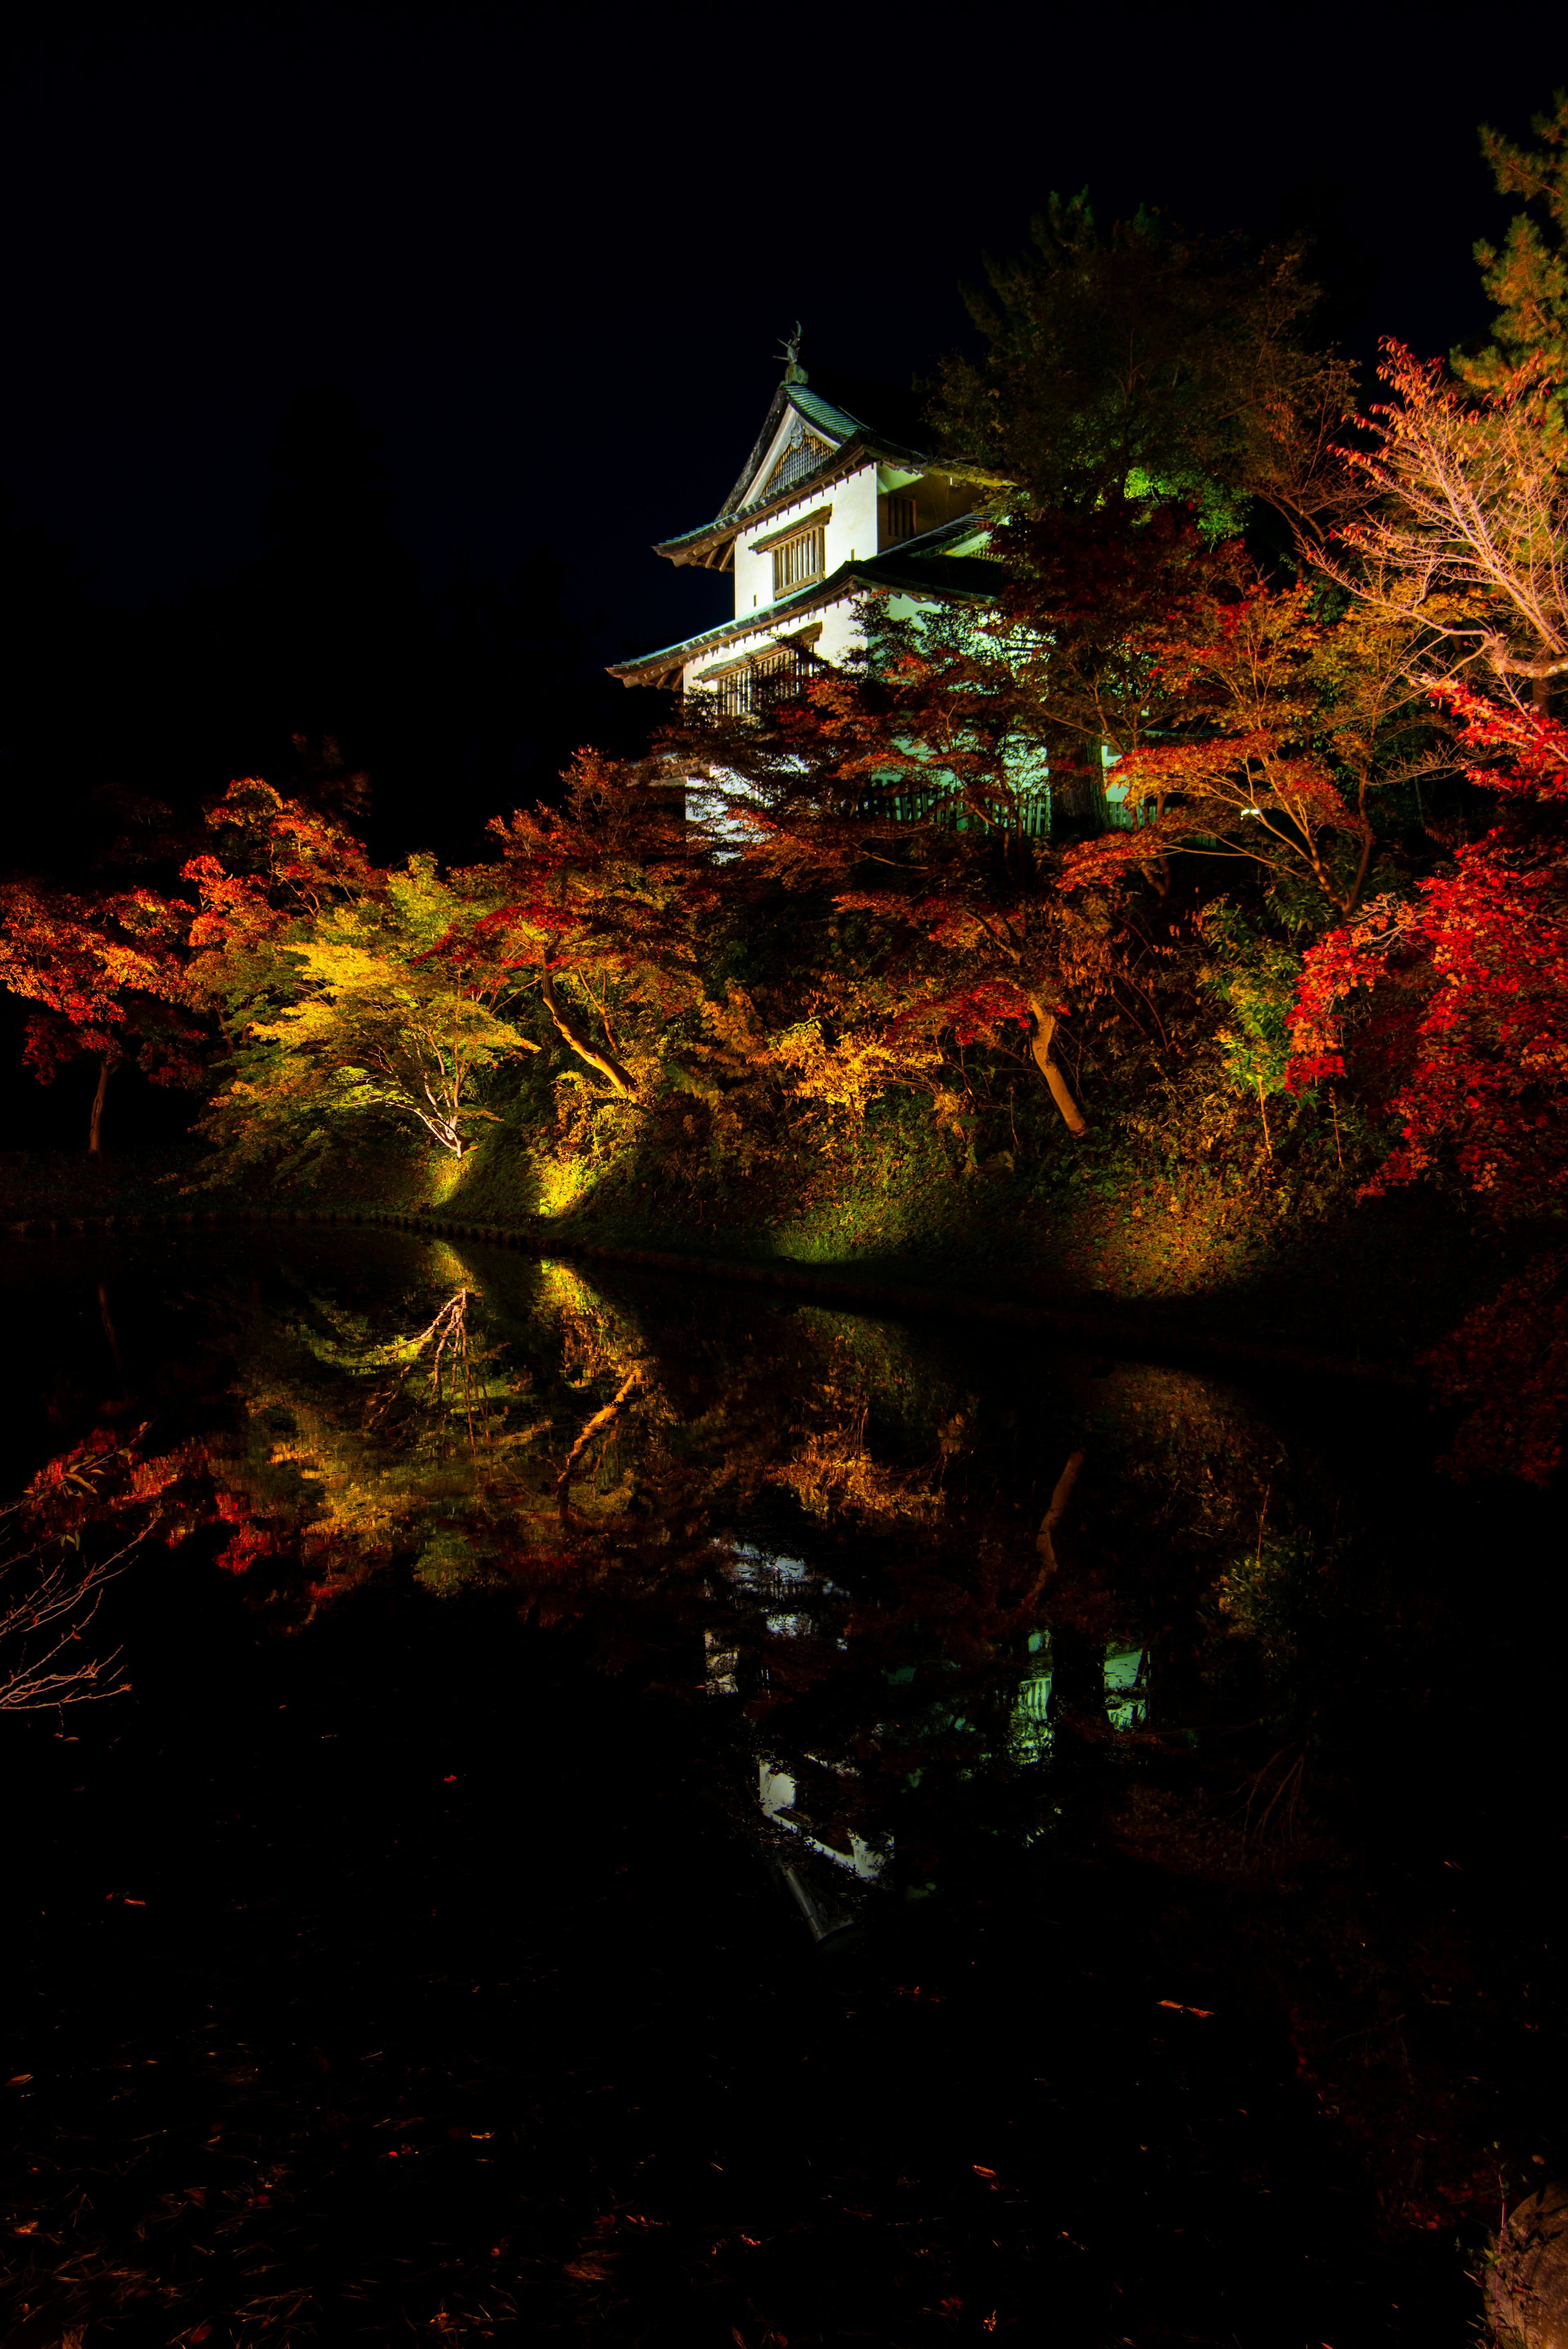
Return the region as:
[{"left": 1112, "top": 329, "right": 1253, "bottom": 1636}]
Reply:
[
  {"left": 451, "top": 748, "right": 714, "bottom": 1104},
  {"left": 1050, "top": 537, "right": 1452, "bottom": 920},
  {"left": 1325, "top": 343, "right": 1568, "bottom": 708},
  {"left": 0, "top": 878, "right": 204, "bottom": 1152},
  {"left": 662, "top": 532, "right": 1419, "bottom": 1163},
  {"left": 662, "top": 597, "right": 1143, "bottom": 1150}
]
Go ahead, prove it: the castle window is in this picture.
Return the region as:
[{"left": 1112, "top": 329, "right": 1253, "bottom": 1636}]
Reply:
[
  {"left": 772, "top": 524, "right": 825, "bottom": 597},
  {"left": 713, "top": 646, "right": 814, "bottom": 717},
  {"left": 886, "top": 494, "right": 917, "bottom": 541},
  {"left": 700, "top": 630, "right": 822, "bottom": 718}
]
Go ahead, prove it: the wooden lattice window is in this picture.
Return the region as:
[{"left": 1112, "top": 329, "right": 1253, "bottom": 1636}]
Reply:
[
  {"left": 762, "top": 433, "right": 828, "bottom": 500},
  {"left": 751, "top": 646, "right": 806, "bottom": 702},
  {"left": 886, "top": 494, "right": 917, "bottom": 541},
  {"left": 708, "top": 643, "right": 815, "bottom": 718},
  {"left": 772, "top": 525, "right": 825, "bottom": 597}
]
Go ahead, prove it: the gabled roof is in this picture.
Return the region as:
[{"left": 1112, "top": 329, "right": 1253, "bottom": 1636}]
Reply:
[
  {"left": 609, "top": 513, "right": 1002, "bottom": 689},
  {"left": 654, "top": 365, "right": 1004, "bottom": 572},
  {"left": 721, "top": 368, "right": 928, "bottom": 513}
]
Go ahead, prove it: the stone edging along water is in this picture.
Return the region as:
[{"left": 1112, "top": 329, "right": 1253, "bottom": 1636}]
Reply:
[{"left": 7, "top": 1202, "right": 1419, "bottom": 1389}]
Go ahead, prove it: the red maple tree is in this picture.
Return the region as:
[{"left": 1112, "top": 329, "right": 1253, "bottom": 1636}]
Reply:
[
  {"left": 1287, "top": 689, "right": 1568, "bottom": 1480},
  {"left": 0, "top": 880, "right": 204, "bottom": 1152}
]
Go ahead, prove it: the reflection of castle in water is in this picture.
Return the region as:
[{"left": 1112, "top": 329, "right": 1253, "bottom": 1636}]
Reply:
[
  {"left": 706, "top": 1549, "right": 889, "bottom": 1922},
  {"left": 705, "top": 1547, "right": 889, "bottom": 1944},
  {"left": 708, "top": 1544, "right": 1146, "bottom": 1942},
  {"left": 1013, "top": 1635, "right": 1147, "bottom": 1763},
  {"left": 758, "top": 1760, "right": 888, "bottom": 1883}
]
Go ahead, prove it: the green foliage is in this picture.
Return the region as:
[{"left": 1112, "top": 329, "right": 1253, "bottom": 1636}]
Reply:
[
  {"left": 1210, "top": 1526, "right": 1327, "bottom": 1690},
  {"left": 1459, "top": 90, "right": 1568, "bottom": 424},
  {"left": 1195, "top": 902, "right": 1301, "bottom": 1102},
  {"left": 201, "top": 854, "right": 537, "bottom": 1170},
  {"left": 927, "top": 189, "right": 1353, "bottom": 528}
]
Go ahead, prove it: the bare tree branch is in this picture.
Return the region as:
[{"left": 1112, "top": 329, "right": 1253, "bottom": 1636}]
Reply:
[
  {"left": 0, "top": 1531, "right": 139, "bottom": 1712},
  {"left": 1319, "top": 349, "right": 1568, "bottom": 708}
]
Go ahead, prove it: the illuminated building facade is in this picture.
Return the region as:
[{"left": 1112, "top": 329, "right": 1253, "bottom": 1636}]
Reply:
[{"left": 608, "top": 339, "right": 1000, "bottom": 714}]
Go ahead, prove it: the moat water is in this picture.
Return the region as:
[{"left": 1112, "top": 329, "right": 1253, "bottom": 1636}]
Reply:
[{"left": 2, "top": 1227, "right": 1559, "bottom": 2347}]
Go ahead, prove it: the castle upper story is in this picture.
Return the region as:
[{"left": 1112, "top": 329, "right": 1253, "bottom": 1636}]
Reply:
[{"left": 608, "top": 345, "right": 1004, "bottom": 704}]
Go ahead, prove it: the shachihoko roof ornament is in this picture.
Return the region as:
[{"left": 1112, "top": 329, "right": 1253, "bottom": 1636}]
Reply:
[{"left": 776, "top": 321, "right": 807, "bottom": 386}]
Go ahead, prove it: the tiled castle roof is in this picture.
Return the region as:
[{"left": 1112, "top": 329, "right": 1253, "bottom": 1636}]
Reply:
[
  {"left": 653, "top": 369, "right": 1002, "bottom": 572},
  {"left": 609, "top": 516, "right": 999, "bottom": 688}
]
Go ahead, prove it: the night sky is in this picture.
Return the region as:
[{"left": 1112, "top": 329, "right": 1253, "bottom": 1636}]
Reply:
[{"left": 1, "top": 6, "right": 1564, "bottom": 856}]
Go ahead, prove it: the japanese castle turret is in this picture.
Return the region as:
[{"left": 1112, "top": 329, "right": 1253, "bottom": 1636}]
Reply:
[{"left": 608, "top": 335, "right": 1001, "bottom": 711}]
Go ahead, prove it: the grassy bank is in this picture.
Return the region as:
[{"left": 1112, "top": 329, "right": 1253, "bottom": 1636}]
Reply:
[{"left": 0, "top": 1088, "right": 1504, "bottom": 1381}]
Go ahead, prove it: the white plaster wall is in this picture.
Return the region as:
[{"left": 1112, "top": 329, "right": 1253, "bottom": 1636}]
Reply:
[
  {"left": 731, "top": 460, "right": 880, "bottom": 619},
  {"left": 825, "top": 464, "right": 879, "bottom": 573},
  {"left": 813, "top": 594, "right": 867, "bottom": 666}
]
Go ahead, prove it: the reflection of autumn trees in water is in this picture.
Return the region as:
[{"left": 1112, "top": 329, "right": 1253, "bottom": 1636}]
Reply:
[
  {"left": 11, "top": 1240, "right": 1307, "bottom": 1881},
  {"left": 212, "top": 1247, "right": 559, "bottom": 1593},
  {"left": 11, "top": 1230, "right": 1553, "bottom": 2229}
]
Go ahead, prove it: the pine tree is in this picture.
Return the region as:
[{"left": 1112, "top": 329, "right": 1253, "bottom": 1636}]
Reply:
[{"left": 1457, "top": 91, "right": 1568, "bottom": 422}]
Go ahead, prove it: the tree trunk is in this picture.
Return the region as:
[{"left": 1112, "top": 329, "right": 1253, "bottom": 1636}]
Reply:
[
  {"left": 1036, "top": 1451, "right": 1106, "bottom": 1779},
  {"left": 541, "top": 972, "right": 639, "bottom": 1099},
  {"left": 1488, "top": 2180, "right": 1568, "bottom": 2349},
  {"left": 87, "top": 1054, "right": 110, "bottom": 1156},
  {"left": 557, "top": 1364, "right": 644, "bottom": 1521},
  {"left": 1034, "top": 1451, "right": 1085, "bottom": 1582},
  {"left": 1028, "top": 1002, "right": 1087, "bottom": 1136}
]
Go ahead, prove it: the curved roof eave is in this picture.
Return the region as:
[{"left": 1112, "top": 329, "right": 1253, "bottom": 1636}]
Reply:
[
  {"left": 607, "top": 544, "right": 1003, "bottom": 688},
  {"left": 656, "top": 441, "right": 1012, "bottom": 569}
]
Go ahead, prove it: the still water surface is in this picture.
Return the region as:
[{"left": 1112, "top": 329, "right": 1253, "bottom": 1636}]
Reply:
[{"left": 2, "top": 1228, "right": 1555, "bottom": 2346}]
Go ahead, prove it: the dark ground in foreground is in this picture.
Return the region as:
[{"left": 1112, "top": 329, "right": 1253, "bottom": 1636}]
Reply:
[{"left": 4, "top": 1533, "right": 1553, "bottom": 2349}]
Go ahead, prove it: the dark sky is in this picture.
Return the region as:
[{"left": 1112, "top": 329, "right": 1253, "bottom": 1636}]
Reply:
[{"left": 3, "top": 3, "right": 1564, "bottom": 666}]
